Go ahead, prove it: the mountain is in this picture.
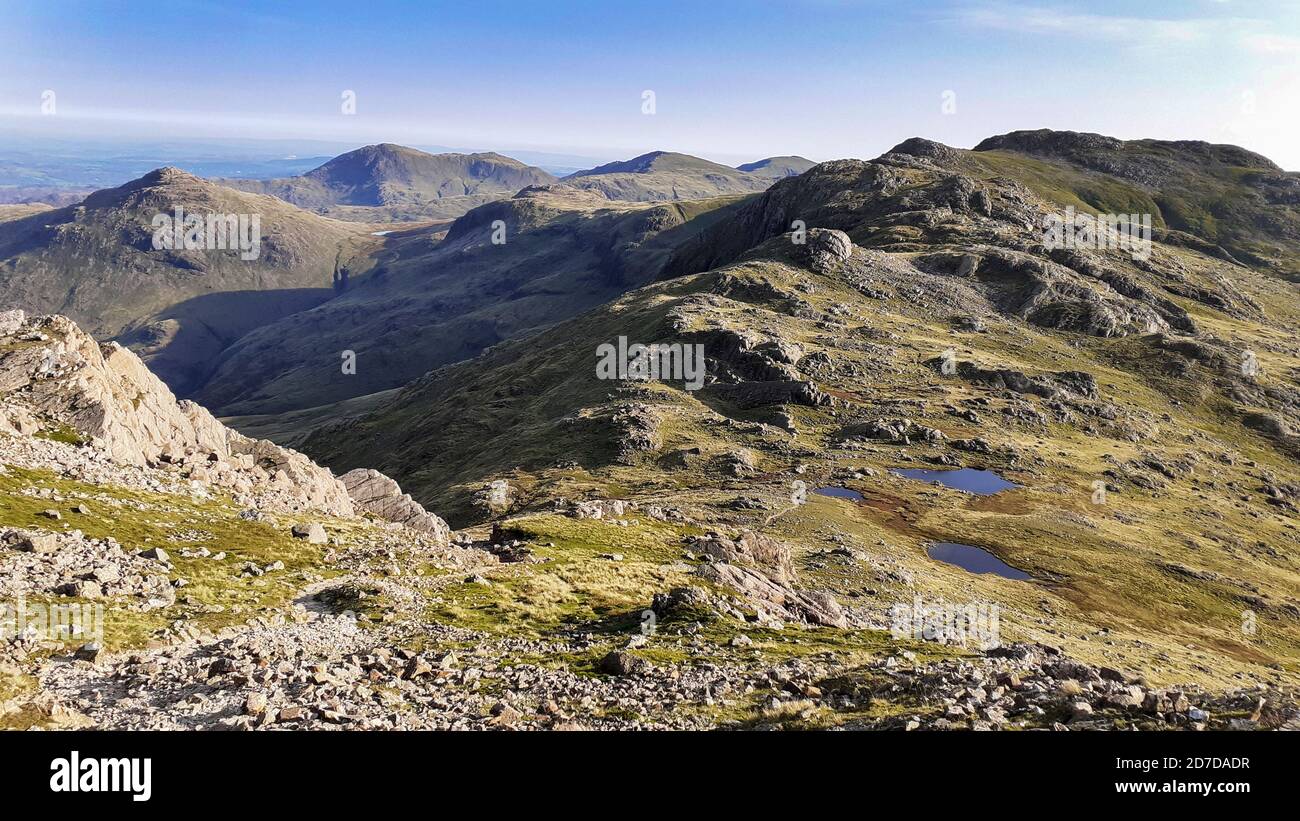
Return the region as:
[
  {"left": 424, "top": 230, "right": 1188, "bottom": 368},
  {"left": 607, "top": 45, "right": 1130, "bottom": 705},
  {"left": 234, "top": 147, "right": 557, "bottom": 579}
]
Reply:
[
  {"left": 219, "top": 144, "right": 557, "bottom": 221},
  {"left": 0, "top": 186, "right": 94, "bottom": 207},
  {"left": 193, "top": 186, "right": 747, "bottom": 415},
  {"left": 559, "top": 151, "right": 773, "bottom": 201},
  {"left": 0, "top": 167, "right": 377, "bottom": 395},
  {"left": 296, "top": 132, "right": 1300, "bottom": 704},
  {"left": 968, "top": 129, "right": 1300, "bottom": 281},
  {"left": 3, "top": 131, "right": 1299, "bottom": 732},
  {"left": 736, "top": 155, "right": 816, "bottom": 179}
]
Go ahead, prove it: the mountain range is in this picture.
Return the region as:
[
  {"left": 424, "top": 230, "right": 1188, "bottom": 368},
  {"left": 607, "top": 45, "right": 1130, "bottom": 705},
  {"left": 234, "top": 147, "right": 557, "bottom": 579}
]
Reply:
[
  {"left": 283, "top": 131, "right": 1300, "bottom": 702},
  {"left": 2, "top": 130, "right": 1299, "bottom": 729},
  {"left": 0, "top": 167, "right": 376, "bottom": 394},
  {"left": 0, "top": 144, "right": 804, "bottom": 410},
  {"left": 217, "top": 144, "right": 559, "bottom": 221}
]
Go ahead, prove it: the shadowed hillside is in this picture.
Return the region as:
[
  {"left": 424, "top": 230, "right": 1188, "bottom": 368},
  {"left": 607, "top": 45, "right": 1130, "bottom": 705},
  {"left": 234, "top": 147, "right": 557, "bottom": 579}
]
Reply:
[{"left": 0, "top": 167, "right": 378, "bottom": 394}]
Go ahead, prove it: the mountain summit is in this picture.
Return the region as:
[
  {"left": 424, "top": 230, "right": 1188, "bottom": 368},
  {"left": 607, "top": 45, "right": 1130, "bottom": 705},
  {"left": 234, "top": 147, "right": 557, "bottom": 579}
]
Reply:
[
  {"left": 735, "top": 155, "right": 816, "bottom": 179},
  {"left": 0, "top": 167, "right": 373, "bottom": 394},
  {"left": 219, "top": 144, "right": 557, "bottom": 220},
  {"left": 560, "top": 151, "right": 773, "bottom": 201}
]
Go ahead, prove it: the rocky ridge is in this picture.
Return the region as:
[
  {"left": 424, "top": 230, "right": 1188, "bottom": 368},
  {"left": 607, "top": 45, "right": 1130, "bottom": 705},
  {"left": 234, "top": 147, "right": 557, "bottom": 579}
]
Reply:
[{"left": 0, "top": 309, "right": 353, "bottom": 517}]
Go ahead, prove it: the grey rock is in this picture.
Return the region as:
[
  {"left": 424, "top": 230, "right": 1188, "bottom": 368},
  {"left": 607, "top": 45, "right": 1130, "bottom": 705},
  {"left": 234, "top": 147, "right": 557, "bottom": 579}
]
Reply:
[
  {"left": 339, "top": 468, "right": 451, "bottom": 545},
  {"left": 291, "top": 523, "right": 328, "bottom": 544}
]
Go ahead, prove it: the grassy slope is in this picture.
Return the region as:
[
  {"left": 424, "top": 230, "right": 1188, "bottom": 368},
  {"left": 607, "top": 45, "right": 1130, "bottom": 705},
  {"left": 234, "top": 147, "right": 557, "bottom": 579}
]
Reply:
[{"left": 300, "top": 208, "right": 1300, "bottom": 691}]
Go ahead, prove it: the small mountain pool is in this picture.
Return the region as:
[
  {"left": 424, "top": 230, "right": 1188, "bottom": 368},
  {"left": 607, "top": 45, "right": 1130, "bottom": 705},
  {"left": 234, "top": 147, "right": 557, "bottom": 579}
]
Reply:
[
  {"left": 813, "top": 486, "right": 865, "bottom": 502},
  {"left": 891, "top": 467, "right": 1018, "bottom": 495},
  {"left": 927, "top": 542, "right": 1031, "bottom": 580}
]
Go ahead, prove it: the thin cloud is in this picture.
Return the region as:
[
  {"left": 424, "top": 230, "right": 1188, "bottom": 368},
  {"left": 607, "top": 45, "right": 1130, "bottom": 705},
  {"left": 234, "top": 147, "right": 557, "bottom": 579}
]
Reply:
[
  {"left": 1239, "top": 32, "right": 1300, "bottom": 55},
  {"left": 954, "top": 3, "right": 1298, "bottom": 57},
  {"left": 958, "top": 5, "right": 1212, "bottom": 44}
]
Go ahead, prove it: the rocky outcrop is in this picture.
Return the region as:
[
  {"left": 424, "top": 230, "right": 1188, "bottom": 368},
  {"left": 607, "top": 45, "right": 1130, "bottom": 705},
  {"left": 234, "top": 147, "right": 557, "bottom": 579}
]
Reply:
[
  {"left": 680, "top": 528, "right": 847, "bottom": 628},
  {"left": 689, "top": 326, "right": 832, "bottom": 410},
  {"left": 792, "top": 228, "right": 854, "bottom": 273},
  {"left": 340, "top": 469, "right": 451, "bottom": 545},
  {"left": 945, "top": 361, "right": 1098, "bottom": 401},
  {"left": 695, "top": 562, "right": 848, "bottom": 629},
  {"left": 712, "top": 380, "right": 830, "bottom": 410},
  {"left": 689, "top": 530, "right": 796, "bottom": 585},
  {"left": 884, "top": 137, "right": 965, "bottom": 165},
  {"left": 567, "top": 499, "right": 629, "bottom": 520},
  {"left": 0, "top": 313, "right": 353, "bottom": 516},
  {"left": 842, "top": 418, "right": 944, "bottom": 444},
  {"left": 969, "top": 250, "right": 1172, "bottom": 338},
  {"left": 0, "top": 309, "right": 24, "bottom": 336}
]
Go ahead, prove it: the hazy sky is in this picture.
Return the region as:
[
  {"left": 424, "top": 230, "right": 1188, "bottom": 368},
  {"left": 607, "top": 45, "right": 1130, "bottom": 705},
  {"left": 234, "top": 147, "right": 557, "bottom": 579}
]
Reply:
[{"left": 1, "top": 0, "right": 1297, "bottom": 168}]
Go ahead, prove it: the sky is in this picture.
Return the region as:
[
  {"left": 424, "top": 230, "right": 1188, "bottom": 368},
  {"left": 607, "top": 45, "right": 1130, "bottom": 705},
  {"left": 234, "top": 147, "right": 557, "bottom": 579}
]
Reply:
[{"left": 1, "top": 0, "right": 1298, "bottom": 168}]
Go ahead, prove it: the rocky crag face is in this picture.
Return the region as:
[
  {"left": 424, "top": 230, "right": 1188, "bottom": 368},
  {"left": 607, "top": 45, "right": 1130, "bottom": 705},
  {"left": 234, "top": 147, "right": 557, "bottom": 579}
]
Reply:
[
  {"left": 0, "top": 309, "right": 353, "bottom": 517},
  {"left": 190, "top": 186, "right": 745, "bottom": 415}
]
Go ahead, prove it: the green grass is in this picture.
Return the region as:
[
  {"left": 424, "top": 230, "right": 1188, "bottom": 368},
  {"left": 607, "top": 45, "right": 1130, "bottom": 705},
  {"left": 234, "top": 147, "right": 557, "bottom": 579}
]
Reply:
[
  {"left": 426, "top": 513, "right": 698, "bottom": 637},
  {"left": 32, "top": 423, "right": 86, "bottom": 447},
  {"left": 0, "top": 465, "right": 344, "bottom": 652}
]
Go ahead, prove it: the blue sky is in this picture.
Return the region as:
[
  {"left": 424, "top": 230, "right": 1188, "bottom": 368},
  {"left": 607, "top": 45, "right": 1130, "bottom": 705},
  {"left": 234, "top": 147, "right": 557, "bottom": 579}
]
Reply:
[{"left": 1, "top": 0, "right": 1297, "bottom": 168}]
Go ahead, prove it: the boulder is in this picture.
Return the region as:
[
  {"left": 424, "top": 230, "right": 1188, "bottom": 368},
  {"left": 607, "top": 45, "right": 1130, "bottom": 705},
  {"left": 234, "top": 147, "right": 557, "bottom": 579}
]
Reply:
[
  {"left": 291, "top": 523, "right": 328, "bottom": 544},
  {"left": 795, "top": 228, "right": 855, "bottom": 272},
  {"left": 16, "top": 531, "right": 59, "bottom": 554},
  {"left": 0, "top": 309, "right": 25, "bottom": 336},
  {"left": 340, "top": 468, "right": 451, "bottom": 545},
  {"left": 598, "top": 651, "right": 647, "bottom": 677},
  {"left": 691, "top": 530, "right": 796, "bottom": 584}
]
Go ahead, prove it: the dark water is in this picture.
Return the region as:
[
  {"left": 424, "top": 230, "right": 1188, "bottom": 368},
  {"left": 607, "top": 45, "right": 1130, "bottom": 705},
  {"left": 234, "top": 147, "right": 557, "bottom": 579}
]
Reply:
[
  {"left": 813, "top": 486, "right": 865, "bottom": 502},
  {"left": 891, "top": 467, "right": 1018, "bottom": 495},
  {"left": 927, "top": 542, "right": 1032, "bottom": 580}
]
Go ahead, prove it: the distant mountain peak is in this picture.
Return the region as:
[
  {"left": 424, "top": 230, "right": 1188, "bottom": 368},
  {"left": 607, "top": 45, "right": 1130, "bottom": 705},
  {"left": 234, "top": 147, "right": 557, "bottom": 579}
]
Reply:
[
  {"left": 215, "top": 144, "right": 557, "bottom": 215},
  {"left": 560, "top": 151, "right": 773, "bottom": 202},
  {"left": 735, "top": 156, "right": 816, "bottom": 179},
  {"left": 974, "top": 128, "right": 1281, "bottom": 171},
  {"left": 567, "top": 151, "right": 720, "bottom": 178}
]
